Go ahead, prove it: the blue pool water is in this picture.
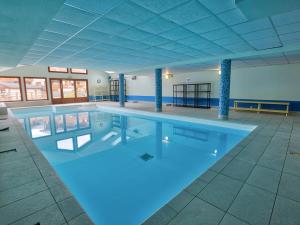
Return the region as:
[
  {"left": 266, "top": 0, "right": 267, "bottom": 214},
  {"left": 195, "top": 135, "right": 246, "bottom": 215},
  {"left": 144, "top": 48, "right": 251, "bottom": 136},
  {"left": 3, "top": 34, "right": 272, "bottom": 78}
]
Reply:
[{"left": 12, "top": 105, "right": 253, "bottom": 225}]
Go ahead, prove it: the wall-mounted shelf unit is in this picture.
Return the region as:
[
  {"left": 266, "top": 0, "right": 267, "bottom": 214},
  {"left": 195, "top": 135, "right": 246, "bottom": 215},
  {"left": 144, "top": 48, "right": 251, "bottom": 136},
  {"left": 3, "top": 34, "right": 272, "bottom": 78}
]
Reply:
[{"left": 173, "top": 83, "right": 211, "bottom": 108}]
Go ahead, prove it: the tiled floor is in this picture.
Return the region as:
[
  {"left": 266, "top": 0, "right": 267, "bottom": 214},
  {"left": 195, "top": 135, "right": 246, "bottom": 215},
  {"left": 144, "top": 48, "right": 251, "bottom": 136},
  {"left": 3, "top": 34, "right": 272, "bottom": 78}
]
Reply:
[
  {"left": 1, "top": 102, "right": 300, "bottom": 225},
  {"left": 0, "top": 114, "right": 93, "bottom": 225}
]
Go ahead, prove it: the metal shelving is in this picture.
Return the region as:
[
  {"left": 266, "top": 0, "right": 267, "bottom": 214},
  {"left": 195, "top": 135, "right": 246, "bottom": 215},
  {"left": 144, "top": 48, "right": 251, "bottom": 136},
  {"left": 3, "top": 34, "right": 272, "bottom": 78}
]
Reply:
[
  {"left": 109, "top": 79, "right": 127, "bottom": 102},
  {"left": 173, "top": 83, "right": 211, "bottom": 108}
]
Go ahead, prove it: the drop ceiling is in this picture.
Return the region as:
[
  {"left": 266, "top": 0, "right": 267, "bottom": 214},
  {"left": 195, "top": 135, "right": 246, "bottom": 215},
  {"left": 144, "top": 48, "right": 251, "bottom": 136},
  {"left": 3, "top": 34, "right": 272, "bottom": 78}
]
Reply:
[{"left": 1, "top": 0, "right": 300, "bottom": 73}]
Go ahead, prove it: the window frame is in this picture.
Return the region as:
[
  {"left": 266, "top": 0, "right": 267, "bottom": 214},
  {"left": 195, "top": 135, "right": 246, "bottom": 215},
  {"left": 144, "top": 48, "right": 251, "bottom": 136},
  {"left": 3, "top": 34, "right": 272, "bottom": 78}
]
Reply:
[
  {"left": 0, "top": 76, "right": 23, "bottom": 102},
  {"left": 48, "top": 66, "right": 69, "bottom": 73},
  {"left": 70, "top": 68, "right": 88, "bottom": 74},
  {"left": 24, "top": 77, "right": 49, "bottom": 101}
]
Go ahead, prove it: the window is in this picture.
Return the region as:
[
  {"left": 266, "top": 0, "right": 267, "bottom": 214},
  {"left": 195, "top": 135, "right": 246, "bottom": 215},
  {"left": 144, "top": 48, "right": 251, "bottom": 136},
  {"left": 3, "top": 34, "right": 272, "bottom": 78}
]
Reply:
[
  {"left": 48, "top": 66, "right": 68, "bottom": 73},
  {"left": 0, "top": 76, "right": 22, "bottom": 101},
  {"left": 51, "top": 80, "right": 62, "bottom": 99},
  {"left": 24, "top": 77, "right": 48, "bottom": 100},
  {"left": 76, "top": 80, "right": 88, "bottom": 97},
  {"left": 70, "top": 68, "right": 88, "bottom": 74},
  {"left": 62, "top": 80, "right": 75, "bottom": 98}
]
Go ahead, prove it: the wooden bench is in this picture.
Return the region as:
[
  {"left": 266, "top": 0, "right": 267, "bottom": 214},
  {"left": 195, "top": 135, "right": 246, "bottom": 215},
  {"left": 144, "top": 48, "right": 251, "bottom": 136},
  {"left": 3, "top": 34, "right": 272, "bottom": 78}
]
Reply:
[{"left": 233, "top": 100, "right": 289, "bottom": 116}]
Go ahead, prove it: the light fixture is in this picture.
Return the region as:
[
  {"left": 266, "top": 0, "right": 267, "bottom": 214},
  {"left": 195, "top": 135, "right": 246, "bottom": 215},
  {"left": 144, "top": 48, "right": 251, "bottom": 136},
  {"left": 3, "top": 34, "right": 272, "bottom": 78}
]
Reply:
[
  {"left": 164, "top": 73, "right": 173, "bottom": 79},
  {"left": 218, "top": 69, "right": 221, "bottom": 75},
  {"left": 105, "top": 70, "right": 115, "bottom": 74}
]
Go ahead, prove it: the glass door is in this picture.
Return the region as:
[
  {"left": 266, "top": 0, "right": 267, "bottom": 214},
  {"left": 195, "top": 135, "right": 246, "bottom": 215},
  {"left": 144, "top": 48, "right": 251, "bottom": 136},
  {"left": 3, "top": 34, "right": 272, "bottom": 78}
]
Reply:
[{"left": 50, "top": 79, "right": 88, "bottom": 104}]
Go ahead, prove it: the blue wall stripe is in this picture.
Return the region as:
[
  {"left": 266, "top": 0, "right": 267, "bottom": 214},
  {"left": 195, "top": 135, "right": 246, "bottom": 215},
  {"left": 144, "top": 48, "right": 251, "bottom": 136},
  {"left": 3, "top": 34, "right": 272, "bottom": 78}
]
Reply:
[{"left": 89, "top": 95, "right": 300, "bottom": 112}]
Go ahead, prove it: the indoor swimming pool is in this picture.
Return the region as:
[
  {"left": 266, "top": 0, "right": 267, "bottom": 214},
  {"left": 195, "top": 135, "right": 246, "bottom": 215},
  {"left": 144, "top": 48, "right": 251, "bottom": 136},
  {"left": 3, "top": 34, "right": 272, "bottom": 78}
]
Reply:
[{"left": 11, "top": 104, "right": 255, "bottom": 225}]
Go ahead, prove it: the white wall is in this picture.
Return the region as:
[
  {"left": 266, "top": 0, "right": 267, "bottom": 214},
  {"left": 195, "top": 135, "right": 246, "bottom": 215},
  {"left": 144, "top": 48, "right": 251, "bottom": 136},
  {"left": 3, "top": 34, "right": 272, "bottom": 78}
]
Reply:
[
  {"left": 125, "top": 63, "right": 300, "bottom": 101},
  {"left": 0, "top": 66, "right": 109, "bottom": 107}
]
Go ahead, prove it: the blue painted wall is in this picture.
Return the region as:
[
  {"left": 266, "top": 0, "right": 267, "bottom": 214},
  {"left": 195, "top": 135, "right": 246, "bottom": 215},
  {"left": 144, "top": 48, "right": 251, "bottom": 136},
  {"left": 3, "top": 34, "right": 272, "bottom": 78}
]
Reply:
[{"left": 122, "top": 95, "right": 300, "bottom": 112}]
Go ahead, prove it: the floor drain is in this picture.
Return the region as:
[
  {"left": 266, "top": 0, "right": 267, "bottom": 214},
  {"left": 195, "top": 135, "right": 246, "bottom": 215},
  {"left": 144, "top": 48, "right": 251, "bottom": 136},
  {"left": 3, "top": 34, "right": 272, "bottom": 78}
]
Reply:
[
  {"left": 140, "top": 153, "right": 154, "bottom": 161},
  {"left": 0, "top": 149, "right": 16, "bottom": 154}
]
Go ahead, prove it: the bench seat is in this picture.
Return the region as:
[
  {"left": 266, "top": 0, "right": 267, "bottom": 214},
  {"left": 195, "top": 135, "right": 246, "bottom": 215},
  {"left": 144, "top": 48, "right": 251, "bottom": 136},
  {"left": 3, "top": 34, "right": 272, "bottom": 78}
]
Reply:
[{"left": 233, "top": 100, "right": 289, "bottom": 116}]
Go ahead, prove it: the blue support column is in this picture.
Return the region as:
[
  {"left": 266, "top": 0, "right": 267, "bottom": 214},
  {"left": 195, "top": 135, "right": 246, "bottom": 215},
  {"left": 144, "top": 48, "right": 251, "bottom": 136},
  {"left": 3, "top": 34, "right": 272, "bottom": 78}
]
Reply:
[
  {"left": 155, "top": 68, "right": 162, "bottom": 112},
  {"left": 119, "top": 73, "right": 125, "bottom": 107},
  {"left": 218, "top": 59, "right": 231, "bottom": 120}
]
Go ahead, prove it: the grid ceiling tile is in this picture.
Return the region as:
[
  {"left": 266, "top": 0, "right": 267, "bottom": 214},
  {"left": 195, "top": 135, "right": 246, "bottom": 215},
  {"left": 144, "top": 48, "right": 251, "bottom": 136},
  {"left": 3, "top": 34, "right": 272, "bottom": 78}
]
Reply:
[
  {"left": 217, "top": 8, "right": 247, "bottom": 26},
  {"left": 54, "top": 4, "right": 98, "bottom": 27},
  {"left": 161, "top": 0, "right": 210, "bottom": 25},
  {"left": 280, "top": 31, "right": 300, "bottom": 41},
  {"left": 103, "top": 36, "right": 150, "bottom": 50},
  {"left": 213, "top": 35, "right": 243, "bottom": 46},
  {"left": 65, "top": 0, "right": 124, "bottom": 15},
  {"left": 247, "top": 37, "right": 282, "bottom": 50},
  {"left": 34, "top": 39, "right": 60, "bottom": 48},
  {"left": 160, "top": 27, "right": 194, "bottom": 41},
  {"left": 30, "top": 44, "right": 54, "bottom": 52},
  {"left": 241, "top": 29, "right": 277, "bottom": 41},
  {"left": 64, "top": 37, "right": 96, "bottom": 47},
  {"left": 281, "top": 38, "right": 300, "bottom": 46},
  {"left": 176, "top": 35, "right": 208, "bottom": 45},
  {"left": 49, "top": 48, "right": 77, "bottom": 57},
  {"left": 271, "top": 9, "right": 300, "bottom": 26},
  {"left": 38, "top": 31, "right": 68, "bottom": 43},
  {"left": 130, "top": 0, "right": 190, "bottom": 13},
  {"left": 198, "top": 0, "right": 235, "bottom": 14},
  {"left": 139, "top": 35, "right": 170, "bottom": 46},
  {"left": 173, "top": 46, "right": 204, "bottom": 56},
  {"left": 105, "top": 2, "right": 155, "bottom": 26},
  {"left": 121, "top": 28, "right": 153, "bottom": 41},
  {"left": 38, "top": 55, "right": 62, "bottom": 65},
  {"left": 276, "top": 22, "right": 300, "bottom": 35},
  {"left": 190, "top": 40, "right": 218, "bottom": 50},
  {"left": 159, "top": 42, "right": 186, "bottom": 51},
  {"left": 223, "top": 43, "right": 253, "bottom": 52},
  {"left": 46, "top": 20, "right": 81, "bottom": 36},
  {"left": 59, "top": 43, "right": 87, "bottom": 52},
  {"left": 137, "top": 17, "right": 177, "bottom": 34},
  {"left": 231, "top": 18, "right": 273, "bottom": 34},
  {"left": 201, "top": 46, "right": 230, "bottom": 55},
  {"left": 201, "top": 28, "right": 237, "bottom": 41},
  {"left": 242, "top": 58, "right": 268, "bottom": 66},
  {"left": 77, "top": 29, "right": 112, "bottom": 41},
  {"left": 88, "top": 18, "right": 131, "bottom": 35},
  {"left": 185, "top": 16, "right": 224, "bottom": 34}
]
